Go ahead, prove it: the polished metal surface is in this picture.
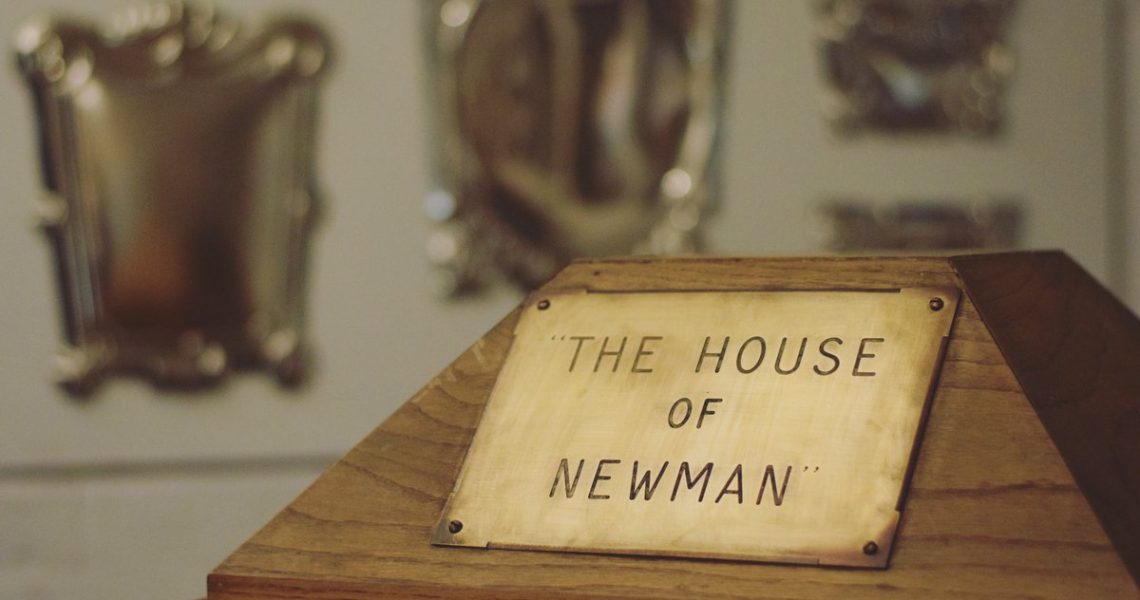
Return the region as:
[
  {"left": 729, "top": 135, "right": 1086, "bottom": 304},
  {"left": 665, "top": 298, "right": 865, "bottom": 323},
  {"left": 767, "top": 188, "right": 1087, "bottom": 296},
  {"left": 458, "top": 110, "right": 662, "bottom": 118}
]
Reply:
[
  {"left": 817, "top": 0, "right": 1017, "bottom": 135},
  {"left": 14, "top": 1, "right": 332, "bottom": 394},
  {"left": 424, "top": 0, "right": 731, "bottom": 296},
  {"left": 434, "top": 288, "right": 959, "bottom": 567}
]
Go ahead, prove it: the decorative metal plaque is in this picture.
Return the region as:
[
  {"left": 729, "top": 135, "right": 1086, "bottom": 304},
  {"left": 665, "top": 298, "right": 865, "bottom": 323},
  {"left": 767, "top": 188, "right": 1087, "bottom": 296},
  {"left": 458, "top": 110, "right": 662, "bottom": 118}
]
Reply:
[{"left": 434, "top": 287, "right": 959, "bottom": 567}]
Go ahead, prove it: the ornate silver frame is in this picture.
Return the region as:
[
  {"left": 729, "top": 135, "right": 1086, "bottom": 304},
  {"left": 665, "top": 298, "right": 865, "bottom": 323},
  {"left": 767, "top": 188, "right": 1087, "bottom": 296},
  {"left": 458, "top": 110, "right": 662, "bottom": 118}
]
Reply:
[
  {"left": 14, "top": 2, "right": 332, "bottom": 394},
  {"left": 817, "top": 0, "right": 1017, "bottom": 135},
  {"left": 423, "top": 0, "right": 731, "bottom": 295}
]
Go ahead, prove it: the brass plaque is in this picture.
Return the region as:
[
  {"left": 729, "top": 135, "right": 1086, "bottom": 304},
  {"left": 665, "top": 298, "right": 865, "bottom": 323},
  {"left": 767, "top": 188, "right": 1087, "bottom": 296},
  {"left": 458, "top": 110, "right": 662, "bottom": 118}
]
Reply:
[{"left": 433, "top": 287, "right": 959, "bottom": 567}]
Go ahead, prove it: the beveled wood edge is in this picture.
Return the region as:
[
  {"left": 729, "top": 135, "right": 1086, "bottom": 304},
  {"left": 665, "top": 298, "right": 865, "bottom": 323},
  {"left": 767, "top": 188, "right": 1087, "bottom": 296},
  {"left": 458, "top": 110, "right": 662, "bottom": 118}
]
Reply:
[
  {"left": 951, "top": 250, "right": 1140, "bottom": 587},
  {"left": 207, "top": 572, "right": 691, "bottom": 600},
  {"left": 208, "top": 252, "right": 1139, "bottom": 598},
  {"left": 565, "top": 254, "right": 967, "bottom": 264},
  {"left": 544, "top": 255, "right": 961, "bottom": 296},
  {"left": 205, "top": 307, "right": 520, "bottom": 589}
]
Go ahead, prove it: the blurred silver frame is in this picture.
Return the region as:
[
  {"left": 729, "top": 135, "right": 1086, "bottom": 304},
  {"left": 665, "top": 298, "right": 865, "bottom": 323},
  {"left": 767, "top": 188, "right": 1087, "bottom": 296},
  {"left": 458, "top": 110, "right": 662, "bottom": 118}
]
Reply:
[{"left": 14, "top": 1, "right": 333, "bottom": 394}]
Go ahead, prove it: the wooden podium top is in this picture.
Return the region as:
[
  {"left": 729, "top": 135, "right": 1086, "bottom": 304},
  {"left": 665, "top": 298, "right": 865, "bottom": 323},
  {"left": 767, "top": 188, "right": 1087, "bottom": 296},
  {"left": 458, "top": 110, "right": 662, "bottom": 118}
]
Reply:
[{"left": 208, "top": 254, "right": 1140, "bottom": 599}]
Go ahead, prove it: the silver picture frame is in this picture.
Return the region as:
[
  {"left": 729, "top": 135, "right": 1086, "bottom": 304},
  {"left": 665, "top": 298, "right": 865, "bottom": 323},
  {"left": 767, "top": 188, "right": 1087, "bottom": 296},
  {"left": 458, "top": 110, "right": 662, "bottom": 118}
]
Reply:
[
  {"left": 14, "top": 1, "right": 332, "bottom": 394},
  {"left": 423, "top": 0, "right": 731, "bottom": 296}
]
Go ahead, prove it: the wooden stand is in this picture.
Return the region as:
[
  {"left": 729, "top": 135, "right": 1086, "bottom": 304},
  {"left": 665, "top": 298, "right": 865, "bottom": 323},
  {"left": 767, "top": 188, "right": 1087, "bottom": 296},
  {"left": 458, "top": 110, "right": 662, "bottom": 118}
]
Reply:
[{"left": 208, "top": 252, "right": 1140, "bottom": 599}]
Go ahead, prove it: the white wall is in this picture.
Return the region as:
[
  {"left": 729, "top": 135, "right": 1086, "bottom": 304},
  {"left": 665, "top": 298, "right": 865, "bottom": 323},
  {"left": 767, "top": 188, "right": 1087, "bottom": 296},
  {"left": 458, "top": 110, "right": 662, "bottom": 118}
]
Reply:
[
  {"left": 1127, "top": 0, "right": 1140, "bottom": 310},
  {"left": 0, "top": 2, "right": 1129, "bottom": 599},
  {"left": 0, "top": 466, "right": 321, "bottom": 600},
  {"left": 717, "top": 1, "right": 1111, "bottom": 279}
]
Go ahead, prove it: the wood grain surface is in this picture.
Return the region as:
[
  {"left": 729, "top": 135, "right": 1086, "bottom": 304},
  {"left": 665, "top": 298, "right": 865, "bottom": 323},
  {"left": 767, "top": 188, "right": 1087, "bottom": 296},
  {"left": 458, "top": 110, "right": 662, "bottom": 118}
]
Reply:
[
  {"left": 208, "top": 256, "right": 1140, "bottom": 599},
  {"left": 954, "top": 251, "right": 1140, "bottom": 585}
]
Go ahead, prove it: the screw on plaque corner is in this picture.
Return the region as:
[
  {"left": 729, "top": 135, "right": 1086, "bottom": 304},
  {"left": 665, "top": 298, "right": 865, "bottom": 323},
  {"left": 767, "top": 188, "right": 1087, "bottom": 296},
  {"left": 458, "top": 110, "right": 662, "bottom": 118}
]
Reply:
[
  {"left": 863, "top": 541, "right": 879, "bottom": 555},
  {"left": 537, "top": 299, "right": 551, "bottom": 310},
  {"left": 448, "top": 519, "right": 464, "bottom": 534},
  {"left": 928, "top": 297, "right": 944, "bottom": 312}
]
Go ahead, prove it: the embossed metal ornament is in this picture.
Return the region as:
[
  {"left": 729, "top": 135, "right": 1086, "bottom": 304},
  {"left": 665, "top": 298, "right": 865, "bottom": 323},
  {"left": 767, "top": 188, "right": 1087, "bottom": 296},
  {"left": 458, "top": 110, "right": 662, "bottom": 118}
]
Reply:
[
  {"left": 819, "top": 198, "right": 1022, "bottom": 251},
  {"left": 424, "top": 0, "right": 730, "bottom": 296},
  {"left": 14, "top": 1, "right": 332, "bottom": 394},
  {"left": 817, "top": 0, "right": 1017, "bottom": 135}
]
